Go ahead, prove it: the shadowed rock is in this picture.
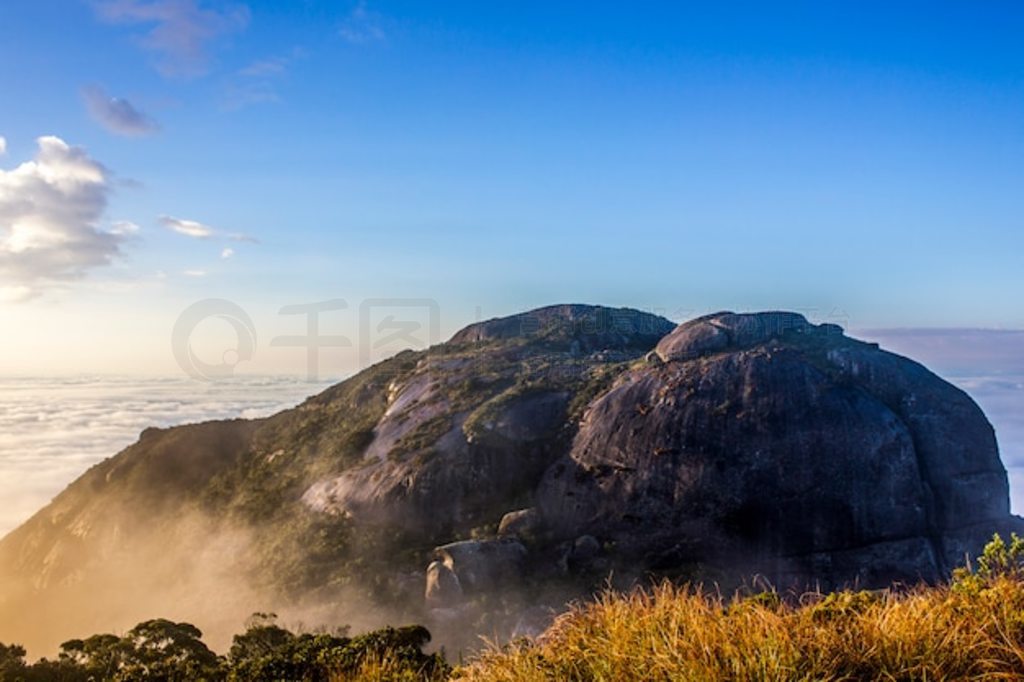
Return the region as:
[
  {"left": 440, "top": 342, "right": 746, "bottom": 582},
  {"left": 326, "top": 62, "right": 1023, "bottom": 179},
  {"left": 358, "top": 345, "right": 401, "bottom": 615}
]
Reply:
[
  {"left": 432, "top": 538, "right": 527, "bottom": 594},
  {"left": 538, "top": 311, "right": 1016, "bottom": 588}
]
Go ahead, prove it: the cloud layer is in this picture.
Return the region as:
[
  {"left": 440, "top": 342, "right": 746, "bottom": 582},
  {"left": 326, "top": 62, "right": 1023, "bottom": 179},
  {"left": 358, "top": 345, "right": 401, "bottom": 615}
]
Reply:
[
  {"left": 0, "top": 137, "right": 125, "bottom": 300},
  {"left": 0, "top": 375, "right": 328, "bottom": 537},
  {"left": 860, "top": 328, "right": 1024, "bottom": 376},
  {"left": 83, "top": 85, "right": 160, "bottom": 136},
  {"left": 93, "top": 0, "right": 250, "bottom": 77}
]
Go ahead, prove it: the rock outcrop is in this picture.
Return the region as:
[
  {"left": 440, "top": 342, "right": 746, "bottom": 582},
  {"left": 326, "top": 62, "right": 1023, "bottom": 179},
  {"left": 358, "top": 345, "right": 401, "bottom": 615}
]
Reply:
[
  {"left": 449, "top": 304, "right": 672, "bottom": 352},
  {"left": 538, "top": 311, "right": 1018, "bottom": 587},
  {"left": 0, "top": 305, "right": 1019, "bottom": 655},
  {"left": 301, "top": 305, "right": 675, "bottom": 538}
]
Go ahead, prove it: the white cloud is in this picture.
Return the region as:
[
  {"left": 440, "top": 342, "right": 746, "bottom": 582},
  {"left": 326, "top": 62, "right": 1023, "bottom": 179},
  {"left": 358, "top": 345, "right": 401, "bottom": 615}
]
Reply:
[
  {"left": 221, "top": 247, "right": 234, "bottom": 259},
  {"left": 160, "top": 214, "right": 214, "bottom": 238},
  {"left": 82, "top": 85, "right": 160, "bottom": 137},
  {"left": 93, "top": 0, "right": 250, "bottom": 78},
  {"left": 183, "top": 269, "right": 206, "bottom": 277},
  {"left": 0, "top": 136, "right": 126, "bottom": 299},
  {"left": 159, "top": 215, "right": 258, "bottom": 244},
  {"left": 110, "top": 220, "right": 141, "bottom": 235},
  {"left": 339, "top": 1, "right": 385, "bottom": 44},
  {"left": 0, "top": 137, "right": 6, "bottom": 156}
]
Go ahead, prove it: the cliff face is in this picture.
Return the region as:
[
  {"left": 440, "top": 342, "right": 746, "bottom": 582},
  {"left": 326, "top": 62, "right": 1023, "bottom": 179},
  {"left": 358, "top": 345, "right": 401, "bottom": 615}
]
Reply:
[
  {"left": 302, "top": 305, "right": 674, "bottom": 536},
  {"left": 0, "top": 305, "right": 1018, "bottom": 655},
  {"left": 538, "top": 312, "right": 1016, "bottom": 587}
]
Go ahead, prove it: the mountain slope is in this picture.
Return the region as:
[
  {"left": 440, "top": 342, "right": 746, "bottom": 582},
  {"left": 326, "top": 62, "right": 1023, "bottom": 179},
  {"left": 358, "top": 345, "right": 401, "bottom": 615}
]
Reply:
[
  {"left": 0, "top": 305, "right": 674, "bottom": 654},
  {"left": 0, "top": 305, "right": 1018, "bottom": 656}
]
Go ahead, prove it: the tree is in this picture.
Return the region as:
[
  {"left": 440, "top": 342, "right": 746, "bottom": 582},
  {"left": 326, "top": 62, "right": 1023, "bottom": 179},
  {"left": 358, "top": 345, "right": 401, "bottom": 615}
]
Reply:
[
  {"left": 116, "top": 619, "right": 222, "bottom": 681},
  {"left": 0, "top": 643, "right": 28, "bottom": 681},
  {"left": 228, "top": 613, "right": 294, "bottom": 665},
  {"left": 59, "top": 634, "right": 123, "bottom": 679}
]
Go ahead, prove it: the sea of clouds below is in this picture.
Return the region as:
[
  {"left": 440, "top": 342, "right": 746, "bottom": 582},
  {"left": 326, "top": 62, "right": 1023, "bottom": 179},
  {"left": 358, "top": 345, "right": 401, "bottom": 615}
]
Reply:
[
  {"left": 0, "top": 375, "right": 331, "bottom": 536},
  {"left": 0, "top": 329, "right": 1022, "bottom": 538}
]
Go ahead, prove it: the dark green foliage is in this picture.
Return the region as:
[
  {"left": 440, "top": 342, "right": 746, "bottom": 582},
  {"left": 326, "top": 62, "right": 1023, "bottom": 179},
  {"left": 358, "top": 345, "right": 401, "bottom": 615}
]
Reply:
[
  {"left": 229, "top": 624, "right": 445, "bottom": 682},
  {"left": 0, "top": 644, "right": 28, "bottom": 680},
  {"left": 565, "top": 361, "right": 634, "bottom": 423},
  {"left": 952, "top": 533, "right": 1024, "bottom": 594},
  {"left": 388, "top": 415, "right": 452, "bottom": 461},
  {"left": 228, "top": 613, "right": 297, "bottom": 664},
  {"left": 121, "top": 620, "right": 220, "bottom": 680},
  {"left": 0, "top": 622, "right": 220, "bottom": 681},
  {"left": 339, "top": 427, "right": 376, "bottom": 461},
  {"left": 59, "top": 634, "right": 123, "bottom": 679},
  {"left": 0, "top": 616, "right": 446, "bottom": 682}
]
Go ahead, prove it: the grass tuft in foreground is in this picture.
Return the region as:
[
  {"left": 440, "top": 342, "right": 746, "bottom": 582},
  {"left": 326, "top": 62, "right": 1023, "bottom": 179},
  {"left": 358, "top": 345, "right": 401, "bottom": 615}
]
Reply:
[{"left": 456, "top": 534, "right": 1024, "bottom": 681}]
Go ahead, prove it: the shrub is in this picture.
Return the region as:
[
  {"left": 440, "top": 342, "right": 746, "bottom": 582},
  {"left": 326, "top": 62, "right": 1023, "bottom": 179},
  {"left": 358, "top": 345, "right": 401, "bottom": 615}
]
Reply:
[{"left": 0, "top": 618, "right": 446, "bottom": 682}]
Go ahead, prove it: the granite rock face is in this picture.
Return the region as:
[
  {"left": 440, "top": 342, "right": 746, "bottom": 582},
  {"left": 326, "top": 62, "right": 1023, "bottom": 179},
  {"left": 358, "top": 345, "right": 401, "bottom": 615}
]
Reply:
[
  {"left": 449, "top": 304, "right": 674, "bottom": 352},
  {"left": 538, "top": 311, "right": 1017, "bottom": 588},
  {"left": 301, "top": 305, "right": 675, "bottom": 538},
  {"left": 1, "top": 305, "right": 1019, "bottom": 656}
]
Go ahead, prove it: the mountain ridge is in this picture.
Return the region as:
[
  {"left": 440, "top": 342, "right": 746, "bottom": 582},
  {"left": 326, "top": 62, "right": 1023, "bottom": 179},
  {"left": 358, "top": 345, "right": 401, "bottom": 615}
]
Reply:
[{"left": 0, "top": 304, "right": 1018, "bottom": 656}]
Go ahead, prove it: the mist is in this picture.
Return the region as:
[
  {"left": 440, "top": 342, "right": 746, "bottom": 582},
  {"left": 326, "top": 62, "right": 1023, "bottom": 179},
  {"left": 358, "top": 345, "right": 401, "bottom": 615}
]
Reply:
[{"left": 0, "top": 507, "right": 405, "bottom": 660}]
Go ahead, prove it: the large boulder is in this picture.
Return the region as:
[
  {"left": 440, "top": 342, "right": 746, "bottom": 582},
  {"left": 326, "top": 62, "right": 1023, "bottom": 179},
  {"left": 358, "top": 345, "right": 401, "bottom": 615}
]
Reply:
[
  {"left": 302, "top": 305, "right": 675, "bottom": 540},
  {"left": 432, "top": 538, "right": 527, "bottom": 594},
  {"left": 538, "top": 311, "right": 1019, "bottom": 588}
]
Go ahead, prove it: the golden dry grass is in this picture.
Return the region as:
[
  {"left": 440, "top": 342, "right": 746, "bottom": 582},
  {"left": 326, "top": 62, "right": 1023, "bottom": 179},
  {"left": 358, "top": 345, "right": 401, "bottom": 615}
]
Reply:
[{"left": 456, "top": 537, "right": 1024, "bottom": 681}]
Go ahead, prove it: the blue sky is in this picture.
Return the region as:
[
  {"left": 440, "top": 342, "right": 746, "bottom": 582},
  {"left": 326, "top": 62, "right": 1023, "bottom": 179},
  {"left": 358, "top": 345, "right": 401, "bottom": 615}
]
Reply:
[{"left": 0, "top": 1, "right": 1022, "bottom": 376}]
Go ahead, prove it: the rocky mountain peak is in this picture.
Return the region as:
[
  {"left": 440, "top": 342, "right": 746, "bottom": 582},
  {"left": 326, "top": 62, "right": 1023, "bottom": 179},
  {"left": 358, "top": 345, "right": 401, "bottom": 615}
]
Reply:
[
  {"left": 450, "top": 304, "right": 675, "bottom": 351},
  {"left": 540, "top": 310, "right": 1015, "bottom": 588},
  {"left": 654, "top": 310, "right": 843, "bottom": 362}
]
